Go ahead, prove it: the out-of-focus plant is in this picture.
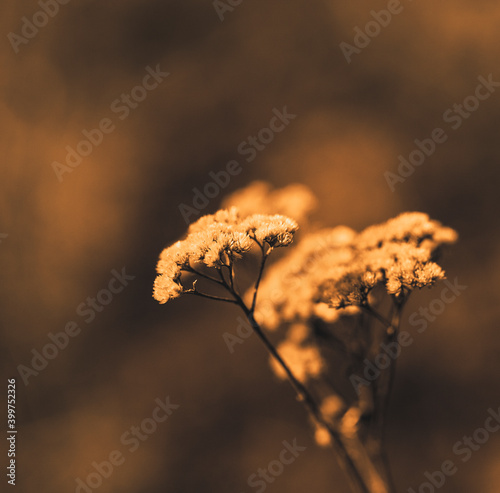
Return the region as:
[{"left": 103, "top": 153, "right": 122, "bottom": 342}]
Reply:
[{"left": 153, "top": 182, "right": 457, "bottom": 493}]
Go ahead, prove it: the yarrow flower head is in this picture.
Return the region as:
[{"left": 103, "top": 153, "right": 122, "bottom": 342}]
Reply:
[
  {"left": 254, "top": 226, "right": 360, "bottom": 329},
  {"left": 153, "top": 207, "right": 298, "bottom": 304},
  {"left": 242, "top": 214, "right": 298, "bottom": 247},
  {"left": 255, "top": 212, "right": 457, "bottom": 324},
  {"left": 356, "top": 212, "right": 458, "bottom": 251},
  {"left": 319, "top": 214, "right": 457, "bottom": 306}
]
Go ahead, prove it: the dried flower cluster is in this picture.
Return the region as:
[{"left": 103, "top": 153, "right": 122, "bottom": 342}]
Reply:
[
  {"left": 153, "top": 181, "right": 458, "bottom": 493},
  {"left": 153, "top": 207, "right": 298, "bottom": 304},
  {"left": 256, "top": 212, "right": 457, "bottom": 329},
  {"left": 253, "top": 226, "right": 359, "bottom": 330}
]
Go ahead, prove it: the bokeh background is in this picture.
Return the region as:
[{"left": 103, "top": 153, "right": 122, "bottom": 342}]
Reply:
[{"left": 1, "top": 0, "right": 500, "bottom": 492}]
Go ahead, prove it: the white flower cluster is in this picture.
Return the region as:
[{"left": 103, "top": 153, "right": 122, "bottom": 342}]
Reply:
[
  {"left": 256, "top": 212, "right": 458, "bottom": 327},
  {"left": 153, "top": 207, "right": 298, "bottom": 304},
  {"left": 254, "top": 226, "right": 359, "bottom": 329}
]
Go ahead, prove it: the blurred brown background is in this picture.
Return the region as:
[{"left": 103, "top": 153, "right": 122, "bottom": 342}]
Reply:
[{"left": 1, "top": 1, "right": 499, "bottom": 492}]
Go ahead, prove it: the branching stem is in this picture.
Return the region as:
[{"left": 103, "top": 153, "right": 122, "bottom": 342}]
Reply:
[
  {"left": 186, "top": 289, "right": 237, "bottom": 304},
  {"left": 237, "top": 301, "right": 372, "bottom": 493},
  {"left": 184, "top": 255, "right": 395, "bottom": 493},
  {"left": 184, "top": 265, "right": 225, "bottom": 286}
]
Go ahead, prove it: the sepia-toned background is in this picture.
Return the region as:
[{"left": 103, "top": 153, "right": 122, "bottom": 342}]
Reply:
[{"left": 1, "top": 1, "right": 499, "bottom": 492}]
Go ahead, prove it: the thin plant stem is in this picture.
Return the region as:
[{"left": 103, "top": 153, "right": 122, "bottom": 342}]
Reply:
[
  {"left": 227, "top": 262, "right": 235, "bottom": 290},
  {"left": 186, "top": 289, "right": 237, "bottom": 304},
  {"left": 186, "top": 258, "right": 391, "bottom": 492},
  {"left": 213, "top": 263, "right": 372, "bottom": 492},
  {"left": 360, "top": 299, "right": 407, "bottom": 493},
  {"left": 361, "top": 305, "right": 393, "bottom": 333},
  {"left": 378, "top": 300, "right": 406, "bottom": 434},
  {"left": 184, "top": 265, "right": 226, "bottom": 286},
  {"left": 251, "top": 242, "right": 269, "bottom": 312},
  {"left": 230, "top": 290, "right": 376, "bottom": 492}
]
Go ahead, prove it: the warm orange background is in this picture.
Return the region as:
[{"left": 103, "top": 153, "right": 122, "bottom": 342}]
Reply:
[{"left": 1, "top": 1, "right": 499, "bottom": 492}]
